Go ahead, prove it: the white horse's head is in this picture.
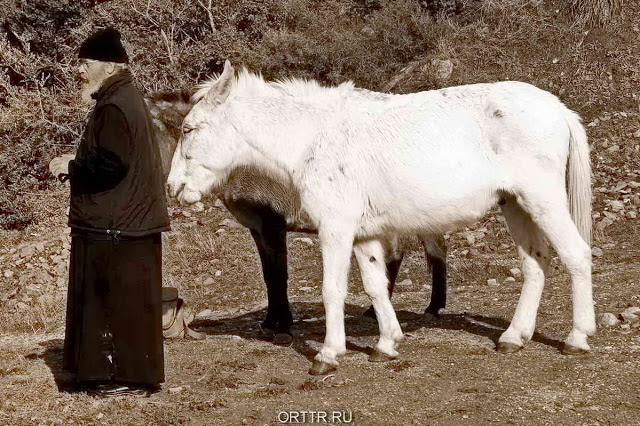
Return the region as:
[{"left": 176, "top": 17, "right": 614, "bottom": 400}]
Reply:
[{"left": 167, "top": 60, "right": 248, "bottom": 204}]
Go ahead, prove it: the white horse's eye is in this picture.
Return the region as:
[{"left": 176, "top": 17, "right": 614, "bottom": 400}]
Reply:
[{"left": 183, "top": 126, "right": 195, "bottom": 134}]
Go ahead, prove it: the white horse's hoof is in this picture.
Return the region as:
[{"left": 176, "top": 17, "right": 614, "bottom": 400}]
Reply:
[
  {"left": 369, "top": 349, "right": 398, "bottom": 363},
  {"left": 496, "top": 342, "right": 523, "bottom": 354},
  {"left": 561, "top": 344, "right": 589, "bottom": 355},
  {"left": 309, "top": 360, "right": 337, "bottom": 375}
]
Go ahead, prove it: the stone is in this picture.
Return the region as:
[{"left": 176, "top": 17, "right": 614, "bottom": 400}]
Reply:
[
  {"left": 622, "top": 306, "right": 640, "bottom": 316},
  {"left": 168, "top": 386, "right": 183, "bottom": 394},
  {"left": 591, "top": 247, "right": 604, "bottom": 257},
  {"left": 465, "top": 233, "right": 476, "bottom": 245},
  {"left": 509, "top": 268, "right": 521, "bottom": 277},
  {"left": 620, "top": 307, "right": 640, "bottom": 323},
  {"left": 504, "top": 277, "right": 516, "bottom": 283},
  {"left": 196, "top": 309, "right": 213, "bottom": 318},
  {"left": 215, "top": 270, "right": 222, "bottom": 277},
  {"left": 215, "top": 229, "right": 226, "bottom": 235},
  {"left": 627, "top": 211, "right": 637, "bottom": 219},
  {"left": 182, "top": 210, "right": 192, "bottom": 217},
  {"left": 397, "top": 279, "right": 412, "bottom": 286},
  {"left": 191, "top": 202, "right": 205, "bottom": 212},
  {"left": 220, "top": 218, "right": 243, "bottom": 228},
  {"left": 598, "top": 313, "right": 620, "bottom": 327},
  {"left": 299, "top": 286, "right": 313, "bottom": 292},
  {"left": 596, "top": 217, "right": 614, "bottom": 231},
  {"left": 4, "top": 270, "right": 14, "bottom": 278},
  {"left": 292, "top": 237, "right": 314, "bottom": 246},
  {"left": 609, "top": 200, "right": 624, "bottom": 211},
  {"left": 487, "top": 279, "right": 498, "bottom": 286},
  {"left": 431, "top": 59, "right": 453, "bottom": 81},
  {"left": 203, "top": 277, "right": 215, "bottom": 286}
]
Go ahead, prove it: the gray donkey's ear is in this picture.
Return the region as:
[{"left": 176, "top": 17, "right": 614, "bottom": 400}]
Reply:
[{"left": 205, "top": 60, "right": 234, "bottom": 106}]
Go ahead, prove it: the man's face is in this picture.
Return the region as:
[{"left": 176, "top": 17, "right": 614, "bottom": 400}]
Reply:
[
  {"left": 78, "top": 59, "right": 108, "bottom": 86},
  {"left": 78, "top": 59, "right": 110, "bottom": 101}
]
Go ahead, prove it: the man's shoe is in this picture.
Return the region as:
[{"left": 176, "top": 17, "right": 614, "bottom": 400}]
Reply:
[{"left": 87, "top": 383, "right": 154, "bottom": 398}]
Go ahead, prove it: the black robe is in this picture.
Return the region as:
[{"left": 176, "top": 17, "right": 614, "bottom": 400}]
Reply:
[{"left": 63, "top": 232, "right": 164, "bottom": 385}]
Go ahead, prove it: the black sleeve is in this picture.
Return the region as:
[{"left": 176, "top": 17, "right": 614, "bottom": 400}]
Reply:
[{"left": 69, "top": 105, "right": 130, "bottom": 194}]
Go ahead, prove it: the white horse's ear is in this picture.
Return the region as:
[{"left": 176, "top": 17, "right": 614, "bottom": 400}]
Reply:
[{"left": 205, "top": 60, "right": 235, "bottom": 106}]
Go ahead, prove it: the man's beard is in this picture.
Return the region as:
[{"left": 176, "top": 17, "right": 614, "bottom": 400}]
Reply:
[{"left": 80, "top": 79, "right": 103, "bottom": 103}]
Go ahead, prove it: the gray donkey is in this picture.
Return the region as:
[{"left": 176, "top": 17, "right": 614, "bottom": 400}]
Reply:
[{"left": 146, "top": 91, "right": 447, "bottom": 344}]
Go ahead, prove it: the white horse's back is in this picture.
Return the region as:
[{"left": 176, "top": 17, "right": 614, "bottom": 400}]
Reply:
[{"left": 319, "top": 81, "right": 573, "bottom": 238}]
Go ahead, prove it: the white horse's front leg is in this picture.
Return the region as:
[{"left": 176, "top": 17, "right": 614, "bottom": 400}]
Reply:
[
  {"left": 354, "top": 239, "right": 404, "bottom": 361},
  {"left": 309, "top": 227, "right": 355, "bottom": 375}
]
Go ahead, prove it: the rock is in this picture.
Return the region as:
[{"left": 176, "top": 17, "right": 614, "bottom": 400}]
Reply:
[
  {"left": 292, "top": 237, "right": 314, "bottom": 246},
  {"left": 361, "top": 25, "right": 375, "bottom": 38},
  {"left": 215, "top": 229, "right": 226, "bottom": 236},
  {"left": 509, "top": 268, "right": 521, "bottom": 277},
  {"left": 20, "top": 247, "right": 34, "bottom": 258},
  {"left": 596, "top": 217, "right": 614, "bottom": 231},
  {"left": 215, "top": 270, "right": 222, "bottom": 277},
  {"left": 16, "top": 302, "right": 28, "bottom": 310},
  {"left": 397, "top": 279, "right": 412, "bottom": 286},
  {"left": 220, "top": 218, "right": 243, "bottom": 228},
  {"left": 627, "top": 211, "right": 637, "bottom": 219},
  {"left": 182, "top": 210, "right": 192, "bottom": 217},
  {"left": 621, "top": 307, "right": 640, "bottom": 323},
  {"left": 168, "top": 386, "right": 183, "bottom": 394},
  {"left": 203, "top": 277, "right": 215, "bottom": 286},
  {"left": 196, "top": 309, "right": 213, "bottom": 318},
  {"left": 487, "top": 279, "right": 498, "bottom": 286},
  {"left": 191, "top": 202, "right": 205, "bottom": 212},
  {"left": 591, "top": 247, "right": 604, "bottom": 257},
  {"left": 4, "top": 270, "right": 14, "bottom": 278},
  {"left": 299, "top": 286, "right": 313, "bottom": 292},
  {"left": 504, "top": 277, "right": 516, "bottom": 283},
  {"left": 465, "top": 233, "right": 476, "bottom": 245},
  {"left": 609, "top": 200, "right": 624, "bottom": 211},
  {"left": 634, "top": 129, "right": 640, "bottom": 138},
  {"left": 598, "top": 313, "right": 620, "bottom": 327},
  {"left": 431, "top": 59, "right": 453, "bottom": 81},
  {"left": 602, "top": 211, "right": 618, "bottom": 220}
]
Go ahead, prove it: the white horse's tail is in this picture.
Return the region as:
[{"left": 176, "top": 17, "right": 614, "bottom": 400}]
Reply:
[{"left": 566, "top": 109, "right": 592, "bottom": 246}]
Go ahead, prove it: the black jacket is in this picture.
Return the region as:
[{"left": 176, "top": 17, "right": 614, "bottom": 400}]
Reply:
[{"left": 68, "top": 71, "right": 170, "bottom": 236}]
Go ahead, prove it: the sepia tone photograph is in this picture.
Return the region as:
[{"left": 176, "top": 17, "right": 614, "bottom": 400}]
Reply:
[{"left": 0, "top": 0, "right": 638, "bottom": 424}]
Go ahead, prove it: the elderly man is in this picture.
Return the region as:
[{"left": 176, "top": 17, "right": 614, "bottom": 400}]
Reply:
[{"left": 49, "top": 28, "right": 170, "bottom": 397}]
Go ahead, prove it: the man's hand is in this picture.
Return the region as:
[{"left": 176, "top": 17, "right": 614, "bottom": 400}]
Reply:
[{"left": 49, "top": 154, "right": 75, "bottom": 182}]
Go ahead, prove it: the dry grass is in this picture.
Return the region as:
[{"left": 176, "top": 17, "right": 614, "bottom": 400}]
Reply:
[{"left": 569, "top": 0, "right": 624, "bottom": 27}]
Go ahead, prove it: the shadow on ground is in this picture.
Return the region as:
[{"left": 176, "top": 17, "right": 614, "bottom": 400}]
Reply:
[{"left": 190, "top": 302, "right": 565, "bottom": 361}]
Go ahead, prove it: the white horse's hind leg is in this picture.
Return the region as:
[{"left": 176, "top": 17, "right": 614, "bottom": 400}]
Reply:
[
  {"left": 310, "top": 227, "right": 354, "bottom": 375},
  {"left": 519, "top": 188, "right": 595, "bottom": 354},
  {"left": 353, "top": 239, "right": 404, "bottom": 361},
  {"left": 497, "top": 198, "right": 550, "bottom": 352}
]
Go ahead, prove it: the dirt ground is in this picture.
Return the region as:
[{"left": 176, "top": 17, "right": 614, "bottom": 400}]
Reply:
[{"left": 0, "top": 185, "right": 639, "bottom": 425}]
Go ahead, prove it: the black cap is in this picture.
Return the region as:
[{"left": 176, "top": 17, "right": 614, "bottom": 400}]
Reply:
[{"left": 78, "top": 27, "right": 129, "bottom": 64}]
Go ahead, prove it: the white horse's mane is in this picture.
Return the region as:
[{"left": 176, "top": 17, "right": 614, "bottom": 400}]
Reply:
[{"left": 191, "top": 68, "right": 358, "bottom": 104}]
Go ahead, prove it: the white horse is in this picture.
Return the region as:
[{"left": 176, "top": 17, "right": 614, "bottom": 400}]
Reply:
[{"left": 167, "top": 60, "right": 595, "bottom": 375}]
